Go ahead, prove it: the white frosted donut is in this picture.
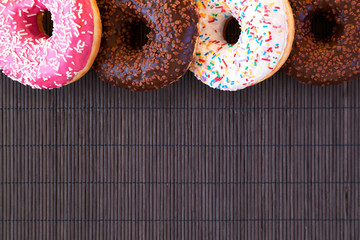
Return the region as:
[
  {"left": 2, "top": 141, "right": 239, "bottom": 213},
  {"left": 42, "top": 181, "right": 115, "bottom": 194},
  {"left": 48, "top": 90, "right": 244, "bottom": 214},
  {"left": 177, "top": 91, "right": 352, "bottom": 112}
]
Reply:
[
  {"left": 190, "top": 0, "right": 294, "bottom": 91},
  {"left": 0, "top": 0, "right": 102, "bottom": 89}
]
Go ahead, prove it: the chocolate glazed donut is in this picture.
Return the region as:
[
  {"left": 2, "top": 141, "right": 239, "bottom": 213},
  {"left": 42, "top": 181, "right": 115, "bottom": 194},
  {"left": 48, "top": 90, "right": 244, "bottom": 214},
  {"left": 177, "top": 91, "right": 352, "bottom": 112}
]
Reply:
[
  {"left": 94, "top": 0, "right": 199, "bottom": 91},
  {"left": 282, "top": 0, "right": 360, "bottom": 86}
]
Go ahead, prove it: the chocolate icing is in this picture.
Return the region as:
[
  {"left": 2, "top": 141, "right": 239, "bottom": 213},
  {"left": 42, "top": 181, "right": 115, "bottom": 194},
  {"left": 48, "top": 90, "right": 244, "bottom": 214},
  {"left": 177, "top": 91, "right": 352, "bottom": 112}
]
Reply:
[
  {"left": 282, "top": 0, "right": 360, "bottom": 86},
  {"left": 94, "top": 0, "right": 199, "bottom": 91}
]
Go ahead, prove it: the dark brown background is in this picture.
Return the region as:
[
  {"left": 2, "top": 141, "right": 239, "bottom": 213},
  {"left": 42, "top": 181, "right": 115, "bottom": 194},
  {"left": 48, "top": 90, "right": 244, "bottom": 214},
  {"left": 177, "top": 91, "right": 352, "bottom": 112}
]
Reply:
[{"left": 1, "top": 13, "right": 360, "bottom": 240}]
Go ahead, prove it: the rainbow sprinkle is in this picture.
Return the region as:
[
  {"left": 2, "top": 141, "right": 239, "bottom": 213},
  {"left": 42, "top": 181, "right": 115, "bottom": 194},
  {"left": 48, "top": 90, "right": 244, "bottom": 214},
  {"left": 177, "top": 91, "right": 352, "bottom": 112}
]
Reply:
[{"left": 190, "top": 0, "right": 289, "bottom": 91}]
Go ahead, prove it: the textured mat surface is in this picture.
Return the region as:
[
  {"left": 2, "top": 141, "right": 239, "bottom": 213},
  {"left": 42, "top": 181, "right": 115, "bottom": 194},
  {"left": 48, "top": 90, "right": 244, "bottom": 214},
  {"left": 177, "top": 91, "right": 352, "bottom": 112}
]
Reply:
[
  {"left": 1, "top": 10, "right": 360, "bottom": 240},
  {"left": 1, "top": 70, "right": 360, "bottom": 239}
]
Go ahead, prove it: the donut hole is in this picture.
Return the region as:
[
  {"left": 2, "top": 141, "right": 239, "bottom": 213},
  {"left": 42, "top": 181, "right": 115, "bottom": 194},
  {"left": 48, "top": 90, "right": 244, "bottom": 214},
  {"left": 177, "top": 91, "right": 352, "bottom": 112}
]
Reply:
[
  {"left": 310, "top": 12, "right": 340, "bottom": 43},
  {"left": 127, "top": 19, "right": 151, "bottom": 50},
  {"left": 223, "top": 17, "right": 241, "bottom": 45},
  {"left": 37, "top": 10, "right": 53, "bottom": 37}
]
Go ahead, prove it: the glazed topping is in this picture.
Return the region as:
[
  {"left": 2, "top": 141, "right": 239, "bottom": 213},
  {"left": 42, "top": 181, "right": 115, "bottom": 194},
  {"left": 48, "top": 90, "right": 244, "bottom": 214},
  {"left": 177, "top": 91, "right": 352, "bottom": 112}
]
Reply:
[
  {"left": 94, "top": 0, "right": 199, "bottom": 91},
  {"left": 283, "top": 1, "right": 360, "bottom": 85},
  {"left": 0, "top": 0, "right": 96, "bottom": 89},
  {"left": 190, "top": 0, "right": 289, "bottom": 91}
]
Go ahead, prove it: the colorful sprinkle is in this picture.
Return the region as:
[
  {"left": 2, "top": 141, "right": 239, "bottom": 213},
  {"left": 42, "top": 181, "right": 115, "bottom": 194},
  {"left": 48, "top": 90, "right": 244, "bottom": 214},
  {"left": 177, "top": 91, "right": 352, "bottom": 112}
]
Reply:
[{"left": 190, "top": 0, "right": 289, "bottom": 91}]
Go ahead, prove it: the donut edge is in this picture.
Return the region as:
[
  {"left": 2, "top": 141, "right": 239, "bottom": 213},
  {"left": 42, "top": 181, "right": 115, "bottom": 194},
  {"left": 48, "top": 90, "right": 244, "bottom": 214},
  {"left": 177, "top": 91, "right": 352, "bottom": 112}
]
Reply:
[
  {"left": 66, "top": 0, "right": 102, "bottom": 86},
  {"left": 257, "top": 0, "right": 295, "bottom": 83},
  {"left": 37, "top": 13, "right": 46, "bottom": 34},
  {"left": 173, "top": 18, "right": 201, "bottom": 86},
  {"left": 162, "top": 1, "right": 201, "bottom": 90}
]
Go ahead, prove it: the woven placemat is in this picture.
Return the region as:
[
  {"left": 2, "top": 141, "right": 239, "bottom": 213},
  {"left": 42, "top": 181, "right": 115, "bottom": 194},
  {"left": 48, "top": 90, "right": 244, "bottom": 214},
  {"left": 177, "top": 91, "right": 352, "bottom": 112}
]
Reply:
[{"left": 1, "top": 9, "right": 360, "bottom": 240}]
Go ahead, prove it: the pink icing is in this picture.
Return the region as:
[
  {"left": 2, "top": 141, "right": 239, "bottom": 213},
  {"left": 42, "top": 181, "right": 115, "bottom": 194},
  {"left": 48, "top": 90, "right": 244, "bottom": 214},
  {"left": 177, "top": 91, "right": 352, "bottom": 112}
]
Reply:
[{"left": 0, "top": 0, "right": 96, "bottom": 89}]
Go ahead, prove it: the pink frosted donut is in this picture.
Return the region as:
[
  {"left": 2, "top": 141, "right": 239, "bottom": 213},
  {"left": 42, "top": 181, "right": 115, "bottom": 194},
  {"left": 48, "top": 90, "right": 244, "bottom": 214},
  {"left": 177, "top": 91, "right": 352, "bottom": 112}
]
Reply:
[{"left": 0, "top": 0, "right": 102, "bottom": 89}]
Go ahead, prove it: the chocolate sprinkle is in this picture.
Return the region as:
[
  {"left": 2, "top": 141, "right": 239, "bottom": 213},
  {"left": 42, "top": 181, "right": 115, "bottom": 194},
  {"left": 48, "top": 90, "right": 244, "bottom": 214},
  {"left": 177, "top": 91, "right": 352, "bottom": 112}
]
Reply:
[
  {"left": 93, "top": 0, "right": 199, "bottom": 91},
  {"left": 282, "top": 0, "right": 360, "bottom": 86}
]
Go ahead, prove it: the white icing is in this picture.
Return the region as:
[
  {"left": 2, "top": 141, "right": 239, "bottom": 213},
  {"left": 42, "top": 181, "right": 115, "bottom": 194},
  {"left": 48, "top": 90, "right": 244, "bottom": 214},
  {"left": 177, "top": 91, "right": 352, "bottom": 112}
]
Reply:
[{"left": 190, "top": 0, "right": 289, "bottom": 91}]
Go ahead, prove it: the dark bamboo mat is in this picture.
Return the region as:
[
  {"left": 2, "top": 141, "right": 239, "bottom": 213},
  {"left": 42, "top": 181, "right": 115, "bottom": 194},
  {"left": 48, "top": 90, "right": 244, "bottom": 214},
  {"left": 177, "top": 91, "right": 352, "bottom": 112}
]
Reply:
[
  {"left": 1, "top": 12, "right": 360, "bottom": 240},
  {"left": 1, "top": 69, "right": 360, "bottom": 239}
]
